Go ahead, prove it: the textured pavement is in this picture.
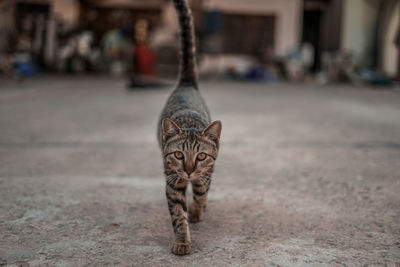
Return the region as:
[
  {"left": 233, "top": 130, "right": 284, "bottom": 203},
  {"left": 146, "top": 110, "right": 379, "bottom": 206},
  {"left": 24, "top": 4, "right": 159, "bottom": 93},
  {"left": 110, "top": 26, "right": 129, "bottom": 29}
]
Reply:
[{"left": 0, "top": 77, "right": 399, "bottom": 266}]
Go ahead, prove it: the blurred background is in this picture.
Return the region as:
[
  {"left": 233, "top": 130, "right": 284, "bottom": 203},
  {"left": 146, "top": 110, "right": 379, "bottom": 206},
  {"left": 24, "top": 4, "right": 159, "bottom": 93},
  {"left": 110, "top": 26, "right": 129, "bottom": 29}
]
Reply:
[{"left": 0, "top": 0, "right": 399, "bottom": 85}]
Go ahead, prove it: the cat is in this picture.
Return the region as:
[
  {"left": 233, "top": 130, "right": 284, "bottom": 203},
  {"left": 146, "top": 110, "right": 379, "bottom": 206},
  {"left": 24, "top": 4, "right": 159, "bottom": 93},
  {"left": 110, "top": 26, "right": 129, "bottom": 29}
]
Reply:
[{"left": 157, "top": 0, "right": 222, "bottom": 256}]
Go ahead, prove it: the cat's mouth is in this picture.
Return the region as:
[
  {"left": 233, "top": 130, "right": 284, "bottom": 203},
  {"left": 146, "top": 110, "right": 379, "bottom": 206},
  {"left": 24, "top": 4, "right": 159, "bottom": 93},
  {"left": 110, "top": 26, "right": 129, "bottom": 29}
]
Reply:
[{"left": 180, "top": 173, "right": 200, "bottom": 181}]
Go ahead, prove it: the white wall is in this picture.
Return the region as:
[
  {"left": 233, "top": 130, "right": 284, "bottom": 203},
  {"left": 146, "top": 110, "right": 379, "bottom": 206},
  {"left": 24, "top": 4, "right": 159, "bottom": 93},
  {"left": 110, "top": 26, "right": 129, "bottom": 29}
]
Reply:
[
  {"left": 204, "top": 0, "right": 302, "bottom": 56},
  {"left": 13, "top": 0, "right": 79, "bottom": 27},
  {"left": 51, "top": 0, "right": 165, "bottom": 27},
  {"left": 95, "top": 0, "right": 163, "bottom": 9},
  {"left": 341, "top": 0, "right": 380, "bottom": 66},
  {"left": 52, "top": 0, "right": 79, "bottom": 27},
  {"left": 381, "top": 2, "right": 399, "bottom": 77}
]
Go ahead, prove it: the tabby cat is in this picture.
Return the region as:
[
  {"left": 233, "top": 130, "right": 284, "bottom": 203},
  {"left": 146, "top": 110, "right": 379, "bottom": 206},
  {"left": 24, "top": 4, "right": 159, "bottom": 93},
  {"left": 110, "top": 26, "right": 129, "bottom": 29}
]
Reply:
[{"left": 157, "top": 0, "right": 222, "bottom": 256}]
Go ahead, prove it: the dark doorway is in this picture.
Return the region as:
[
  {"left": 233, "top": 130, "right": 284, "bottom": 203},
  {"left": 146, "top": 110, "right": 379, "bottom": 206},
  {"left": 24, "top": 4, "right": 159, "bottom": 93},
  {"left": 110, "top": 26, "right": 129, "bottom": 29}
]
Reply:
[
  {"left": 302, "top": 0, "right": 343, "bottom": 72},
  {"left": 302, "top": 9, "right": 322, "bottom": 72},
  {"left": 15, "top": 3, "right": 50, "bottom": 32},
  {"left": 15, "top": 2, "right": 51, "bottom": 68}
]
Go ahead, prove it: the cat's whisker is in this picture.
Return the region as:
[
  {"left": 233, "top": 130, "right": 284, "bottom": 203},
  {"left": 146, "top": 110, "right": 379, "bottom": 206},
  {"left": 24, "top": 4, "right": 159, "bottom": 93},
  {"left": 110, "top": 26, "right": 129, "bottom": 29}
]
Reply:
[
  {"left": 174, "top": 175, "right": 181, "bottom": 188},
  {"left": 198, "top": 176, "right": 206, "bottom": 187},
  {"left": 167, "top": 175, "right": 180, "bottom": 188},
  {"left": 166, "top": 175, "right": 175, "bottom": 184}
]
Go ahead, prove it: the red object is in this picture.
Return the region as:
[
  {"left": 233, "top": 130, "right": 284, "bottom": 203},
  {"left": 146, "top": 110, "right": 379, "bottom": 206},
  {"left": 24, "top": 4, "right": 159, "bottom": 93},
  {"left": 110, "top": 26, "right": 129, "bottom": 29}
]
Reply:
[{"left": 135, "top": 44, "right": 157, "bottom": 76}]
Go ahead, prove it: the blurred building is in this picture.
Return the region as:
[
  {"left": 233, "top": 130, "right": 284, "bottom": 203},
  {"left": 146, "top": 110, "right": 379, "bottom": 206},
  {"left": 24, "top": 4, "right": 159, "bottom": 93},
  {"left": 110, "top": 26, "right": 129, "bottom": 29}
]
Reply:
[
  {"left": 0, "top": 0, "right": 399, "bottom": 80},
  {"left": 303, "top": 0, "right": 399, "bottom": 77},
  {"left": 201, "top": 0, "right": 302, "bottom": 57}
]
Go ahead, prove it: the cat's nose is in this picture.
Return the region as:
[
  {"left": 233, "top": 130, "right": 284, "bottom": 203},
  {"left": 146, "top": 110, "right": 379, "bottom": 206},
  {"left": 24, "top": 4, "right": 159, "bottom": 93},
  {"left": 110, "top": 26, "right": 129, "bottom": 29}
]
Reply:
[
  {"left": 184, "top": 161, "right": 195, "bottom": 175},
  {"left": 185, "top": 168, "right": 194, "bottom": 175}
]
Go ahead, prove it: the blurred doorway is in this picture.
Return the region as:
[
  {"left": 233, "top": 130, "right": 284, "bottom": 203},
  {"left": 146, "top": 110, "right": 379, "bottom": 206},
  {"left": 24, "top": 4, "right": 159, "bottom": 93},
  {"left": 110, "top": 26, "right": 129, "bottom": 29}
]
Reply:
[
  {"left": 302, "top": 0, "right": 343, "bottom": 72},
  {"left": 15, "top": 2, "right": 51, "bottom": 68}
]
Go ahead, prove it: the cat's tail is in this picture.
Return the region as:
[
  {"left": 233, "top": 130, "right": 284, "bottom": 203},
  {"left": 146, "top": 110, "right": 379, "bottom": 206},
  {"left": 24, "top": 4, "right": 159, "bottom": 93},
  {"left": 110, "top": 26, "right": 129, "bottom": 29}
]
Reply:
[{"left": 173, "top": 0, "right": 198, "bottom": 89}]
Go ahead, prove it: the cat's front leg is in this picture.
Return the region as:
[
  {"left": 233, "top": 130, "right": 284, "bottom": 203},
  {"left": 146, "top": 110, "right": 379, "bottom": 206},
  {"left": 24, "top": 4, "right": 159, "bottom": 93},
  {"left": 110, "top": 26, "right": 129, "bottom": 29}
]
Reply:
[
  {"left": 189, "top": 177, "right": 211, "bottom": 223},
  {"left": 166, "top": 181, "right": 191, "bottom": 255}
]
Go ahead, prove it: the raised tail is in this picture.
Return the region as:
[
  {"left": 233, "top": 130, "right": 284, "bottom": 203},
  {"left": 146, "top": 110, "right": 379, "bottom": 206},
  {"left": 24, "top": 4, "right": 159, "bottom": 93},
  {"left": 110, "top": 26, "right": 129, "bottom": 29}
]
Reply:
[{"left": 172, "top": 0, "right": 198, "bottom": 89}]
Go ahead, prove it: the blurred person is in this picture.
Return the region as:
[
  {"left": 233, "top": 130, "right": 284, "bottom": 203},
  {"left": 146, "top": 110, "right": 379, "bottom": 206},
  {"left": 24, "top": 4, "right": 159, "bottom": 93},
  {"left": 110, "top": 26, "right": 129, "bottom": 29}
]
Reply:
[
  {"left": 134, "top": 19, "right": 156, "bottom": 76},
  {"left": 128, "top": 19, "right": 160, "bottom": 88}
]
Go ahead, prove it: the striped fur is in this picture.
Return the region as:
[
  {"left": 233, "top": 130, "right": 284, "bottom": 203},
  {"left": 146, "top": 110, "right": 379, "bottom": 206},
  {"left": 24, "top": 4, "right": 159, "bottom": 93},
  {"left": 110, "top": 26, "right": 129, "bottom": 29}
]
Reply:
[
  {"left": 157, "top": 0, "right": 222, "bottom": 256},
  {"left": 172, "top": 0, "right": 198, "bottom": 88}
]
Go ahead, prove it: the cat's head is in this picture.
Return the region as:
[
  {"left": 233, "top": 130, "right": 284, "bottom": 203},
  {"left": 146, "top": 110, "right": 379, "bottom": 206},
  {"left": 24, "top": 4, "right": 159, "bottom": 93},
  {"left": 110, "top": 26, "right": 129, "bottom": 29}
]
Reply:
[{"left": 162, "top": 118, "right": 222, "bottom": 181}]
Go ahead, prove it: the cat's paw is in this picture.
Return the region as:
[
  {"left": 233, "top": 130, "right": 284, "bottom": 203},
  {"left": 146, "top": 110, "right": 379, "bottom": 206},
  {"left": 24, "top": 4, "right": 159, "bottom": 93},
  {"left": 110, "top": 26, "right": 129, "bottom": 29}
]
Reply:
[
  {"left": 189, "top": 205, "right": 203, "bottom": 223},
  {"left": 171, "top": 242, "right": 191, "bottom": 255}
]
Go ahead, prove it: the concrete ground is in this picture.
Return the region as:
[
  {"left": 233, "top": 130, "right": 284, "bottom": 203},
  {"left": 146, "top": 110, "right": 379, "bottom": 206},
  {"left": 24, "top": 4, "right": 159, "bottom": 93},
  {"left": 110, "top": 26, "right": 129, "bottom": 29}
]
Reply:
[{"left": 0, "top": 77, "right": 399, "bottom": 266}]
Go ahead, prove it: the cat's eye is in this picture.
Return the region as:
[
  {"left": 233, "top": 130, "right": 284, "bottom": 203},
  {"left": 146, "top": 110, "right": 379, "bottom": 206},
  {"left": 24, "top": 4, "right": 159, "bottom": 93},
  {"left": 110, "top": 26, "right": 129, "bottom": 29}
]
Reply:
[
  {"left": 197, "top": 153, "right": 207, "bottom": 161},
  {"left": 174, "top": 151, "right": 184, "bottom": 160}
]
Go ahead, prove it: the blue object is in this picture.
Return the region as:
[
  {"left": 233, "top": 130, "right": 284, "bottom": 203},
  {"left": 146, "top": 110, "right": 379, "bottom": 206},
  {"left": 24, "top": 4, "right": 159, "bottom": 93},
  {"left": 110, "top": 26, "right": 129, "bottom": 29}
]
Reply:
[
  {"left": 244, "top": 67, "right": 270, "bottom": 81},
  {"left": 14, "top": 62, "right": 38, "bottom": 76},
  {"left": 361, "top": 70, "right": 394, "bottom": 87}
]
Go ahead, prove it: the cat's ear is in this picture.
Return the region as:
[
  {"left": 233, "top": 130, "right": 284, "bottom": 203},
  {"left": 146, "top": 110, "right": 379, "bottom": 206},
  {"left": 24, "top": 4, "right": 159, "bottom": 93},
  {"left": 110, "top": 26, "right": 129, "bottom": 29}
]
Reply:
[
  {"left": 162, "top": 118, "right": 182, "bottom": 142},
  {"left": 202, "top": 120, "right": 222, "bottom": 145}
]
